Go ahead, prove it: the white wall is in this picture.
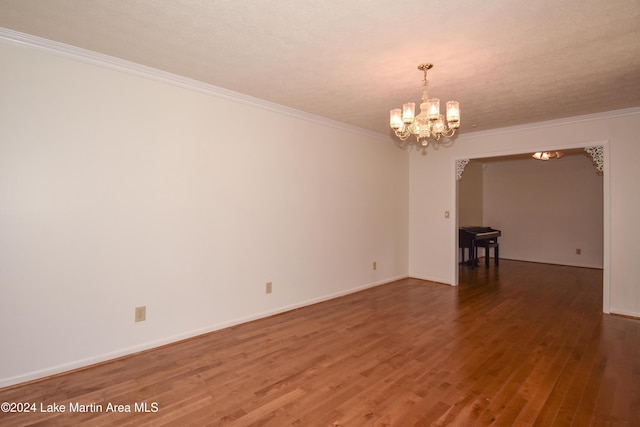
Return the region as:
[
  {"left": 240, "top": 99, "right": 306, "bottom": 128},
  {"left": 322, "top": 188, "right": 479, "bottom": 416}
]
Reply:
[
  {"left": 409, "top": 108, "right": 640, "bottom": 318},
  {"left": 0, "top": 38, "right": 409, "bottom": 386},
  {"left": 482, "top": 155, "right": 603, "bottom": 268}
]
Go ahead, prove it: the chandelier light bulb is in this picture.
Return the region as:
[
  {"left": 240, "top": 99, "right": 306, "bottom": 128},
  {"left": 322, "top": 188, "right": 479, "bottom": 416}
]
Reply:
[
  {"left": 390, "top": 109, "right": 403, "bottom": 130},
  {"left": 427, "top": 98, "right": 440, "bottom": 121},
  {"left": 402, "top": 103, "right": 415, "bottom": 124},
  {"left": 446, "top": 101, "right": 460, "bottom": 125}
]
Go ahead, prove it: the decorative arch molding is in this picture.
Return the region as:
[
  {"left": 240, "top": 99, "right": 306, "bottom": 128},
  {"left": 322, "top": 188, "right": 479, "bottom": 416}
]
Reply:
[
  {"left": 456, "top": 159, "right": 470, "bottom": 181},
  {"left": 585, "top": 145, "right": 604, "bottom": 174}
]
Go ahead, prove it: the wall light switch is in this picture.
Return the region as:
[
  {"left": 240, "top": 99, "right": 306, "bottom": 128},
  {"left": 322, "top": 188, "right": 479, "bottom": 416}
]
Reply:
[{"left": 444, "top": 211, "right": 450, "bottom": 218}]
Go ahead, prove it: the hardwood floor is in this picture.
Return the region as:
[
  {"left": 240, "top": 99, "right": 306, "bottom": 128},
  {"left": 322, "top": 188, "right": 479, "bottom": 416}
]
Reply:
[{"left": 1, "top": 260, "right": 638, "bottom": 426}]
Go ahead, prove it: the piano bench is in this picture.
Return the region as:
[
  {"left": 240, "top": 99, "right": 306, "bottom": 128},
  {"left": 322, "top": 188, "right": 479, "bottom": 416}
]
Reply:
[{"left": 476, "top": 240, "right": 499, "bottom": 267}]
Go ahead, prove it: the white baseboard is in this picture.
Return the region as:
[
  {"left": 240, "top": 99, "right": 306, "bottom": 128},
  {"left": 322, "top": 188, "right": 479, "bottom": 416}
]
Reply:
[
  {"left": 406, "top": 274, "right": 452, "bottom": 286},
  {"left": 0, "top": 274, "right": 408, "bottom": 388},
  {"left": 609, "top": 308, "right": 640, "bottom": 319}
]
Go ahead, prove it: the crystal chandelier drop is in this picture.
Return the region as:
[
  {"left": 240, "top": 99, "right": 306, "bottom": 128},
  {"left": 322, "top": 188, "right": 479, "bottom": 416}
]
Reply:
[{"left": 389, "top": 63, "right": 460, "bottom": 147}]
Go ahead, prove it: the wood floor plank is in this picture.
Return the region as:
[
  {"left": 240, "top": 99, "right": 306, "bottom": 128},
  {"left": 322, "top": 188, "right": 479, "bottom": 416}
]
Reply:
[{"left": 1, "top": 260, "right": 638, "bottom": 426}]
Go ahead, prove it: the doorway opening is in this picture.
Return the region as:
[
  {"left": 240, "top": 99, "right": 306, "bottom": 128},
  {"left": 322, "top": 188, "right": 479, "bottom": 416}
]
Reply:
[{"left": 452, "top": 142, "right": 609, "bottom": 313}]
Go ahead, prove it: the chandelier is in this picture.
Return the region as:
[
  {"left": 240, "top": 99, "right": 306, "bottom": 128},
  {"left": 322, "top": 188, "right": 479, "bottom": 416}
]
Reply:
[{"left": 389, "top": 63, "right": 460, "bottom": 147}]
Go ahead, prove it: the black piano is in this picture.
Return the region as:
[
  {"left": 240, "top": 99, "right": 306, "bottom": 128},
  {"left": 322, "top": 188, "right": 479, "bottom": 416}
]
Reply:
[{"left": 459, "top": 226, "right": 502, "bottom": 267}]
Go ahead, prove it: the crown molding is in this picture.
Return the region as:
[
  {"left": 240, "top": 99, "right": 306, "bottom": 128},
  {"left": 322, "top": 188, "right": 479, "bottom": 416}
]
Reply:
[
  {"left": 457, "top": 107, "right": 640, "bottom": 141},
  {"left": 3, "top": 27, "right": 637, "bottom": 144},
  {"left": 0, "top": 27, "right": 388, "bottom": 141}
]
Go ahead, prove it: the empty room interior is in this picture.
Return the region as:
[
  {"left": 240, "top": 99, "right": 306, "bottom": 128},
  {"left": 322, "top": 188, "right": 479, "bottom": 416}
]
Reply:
[{"left": 1, "top": 1, "right": 639, "bottom": 426}]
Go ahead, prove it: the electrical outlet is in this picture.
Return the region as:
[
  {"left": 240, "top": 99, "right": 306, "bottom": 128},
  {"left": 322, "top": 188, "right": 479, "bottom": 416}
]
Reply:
[
  {"left": 135, "top": 306, "right": 146, "bottom": 322},
  {"left": 576, "top": 248, "right": 582, "bottom": 255},
  {"left": 266, "top": 282, "right": 272, "bottom": 294},
  {"left": 373, "top": 261, "right": 377, "bottom": 270}
]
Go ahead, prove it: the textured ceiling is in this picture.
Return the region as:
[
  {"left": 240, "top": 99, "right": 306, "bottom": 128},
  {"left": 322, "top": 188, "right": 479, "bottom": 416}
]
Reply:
[{"left": 1, "top": 0, "right": 639, "bottom": 136}]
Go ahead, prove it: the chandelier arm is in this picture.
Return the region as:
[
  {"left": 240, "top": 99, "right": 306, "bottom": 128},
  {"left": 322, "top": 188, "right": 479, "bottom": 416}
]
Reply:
[
  {"left": 440, "top": 128, "right": 457, "bottom": 138},
  {"left": 394, "top": 129, "right": 411, "bottom": 141}
]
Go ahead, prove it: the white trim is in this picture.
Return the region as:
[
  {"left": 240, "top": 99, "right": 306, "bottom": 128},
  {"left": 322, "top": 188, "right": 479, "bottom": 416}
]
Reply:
[
  {"left": 454, "top": 140, "right": 607, "bottom": 163},
  {"left": 3, "top": 27, "right": 637, "bottom": 146},
  {"left": 0, "top": 27, "right": 388, "bottom": 142},
  {"left": 602, "top": 142, "right": 611, "bottom": 313},
  {"left": 452, "top": 163, "right": 461, "bottom": 286},
  {"left": 408, "top": 274, "right": 452, "bottom": 286},
  {"left": 610, "top": 309, "right": 640, "bottom": 319},
  {"left": 457, "top": 107, "right": 640, "bottom": 141}
]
